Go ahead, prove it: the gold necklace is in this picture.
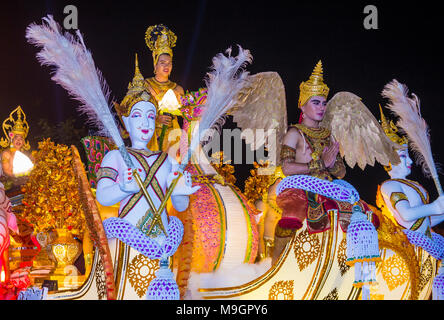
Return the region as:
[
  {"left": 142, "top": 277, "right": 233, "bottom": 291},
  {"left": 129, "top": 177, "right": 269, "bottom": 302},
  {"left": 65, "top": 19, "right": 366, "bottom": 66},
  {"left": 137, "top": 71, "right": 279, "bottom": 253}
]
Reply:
[{"left": 292, "top": 123, "right": 330, "bottom": 139}]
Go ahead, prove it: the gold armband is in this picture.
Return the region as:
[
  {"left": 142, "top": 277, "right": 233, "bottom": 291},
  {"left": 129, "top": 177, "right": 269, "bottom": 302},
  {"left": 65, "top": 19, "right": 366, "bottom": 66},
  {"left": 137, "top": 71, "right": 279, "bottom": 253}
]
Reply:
[
  {"left": 280, "top": 145, "right": 296, "bottom": 163},
  {"left": 390, "top": 192, "right": 408, "bottom": 207},
  {"left": 308, "top": 159, "right": 326, "bottom": 173}
]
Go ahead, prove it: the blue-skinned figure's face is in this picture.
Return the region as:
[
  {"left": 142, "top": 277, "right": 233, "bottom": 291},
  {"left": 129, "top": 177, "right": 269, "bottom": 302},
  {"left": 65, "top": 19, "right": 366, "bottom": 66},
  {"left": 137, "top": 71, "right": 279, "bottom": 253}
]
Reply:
[
  {"left": 390, "top": 146, "right": 413, "bottom": 178},
  {"left": 123, "top": 101, "right": 156, "bottom": 148}
]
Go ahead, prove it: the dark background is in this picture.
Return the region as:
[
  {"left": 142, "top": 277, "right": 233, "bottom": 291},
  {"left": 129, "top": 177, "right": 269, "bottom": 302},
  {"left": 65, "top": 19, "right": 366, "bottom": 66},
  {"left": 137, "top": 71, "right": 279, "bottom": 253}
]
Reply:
[{"left": 0, "top": 0, "right": 443, "bottom": 208}]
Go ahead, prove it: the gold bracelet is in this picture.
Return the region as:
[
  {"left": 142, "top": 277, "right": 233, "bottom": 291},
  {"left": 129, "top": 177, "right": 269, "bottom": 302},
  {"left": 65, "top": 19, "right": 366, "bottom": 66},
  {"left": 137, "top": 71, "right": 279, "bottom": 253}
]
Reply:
[
  {"left": 308, "top": 159, "right": 325, "bottom": 173},
  {"left": 328, "top": 158, "right": 345, "bottom": 177}
]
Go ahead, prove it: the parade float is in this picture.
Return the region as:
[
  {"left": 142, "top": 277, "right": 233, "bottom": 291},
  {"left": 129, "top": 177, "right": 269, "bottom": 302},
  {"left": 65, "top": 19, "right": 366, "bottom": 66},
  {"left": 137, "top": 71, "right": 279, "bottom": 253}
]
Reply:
[{"left": 0, "top": 15, "right": 442, "bottom": 301}]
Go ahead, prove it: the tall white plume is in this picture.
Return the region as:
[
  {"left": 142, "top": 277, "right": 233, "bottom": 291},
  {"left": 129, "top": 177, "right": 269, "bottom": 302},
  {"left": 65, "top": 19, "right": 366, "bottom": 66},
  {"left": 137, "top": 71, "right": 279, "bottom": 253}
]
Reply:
[
  {"left": 25, "top": 15, "right": 125, "bottom": 150},
  {"left": 181, "top": 46, "right": 253, "bottom": 169}
]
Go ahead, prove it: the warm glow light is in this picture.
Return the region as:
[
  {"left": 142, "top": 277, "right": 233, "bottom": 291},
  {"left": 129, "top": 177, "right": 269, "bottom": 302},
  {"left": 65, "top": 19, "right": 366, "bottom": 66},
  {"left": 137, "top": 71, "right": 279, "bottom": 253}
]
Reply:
[
  {"left": 158, "top": 89, "right": 181, "bottom": 115},
  {"left": 0, "top": 270, "right": 5, "bottom": 282},
  {"left": 12, "top": 150, "right": 34, "bottom": 176}
]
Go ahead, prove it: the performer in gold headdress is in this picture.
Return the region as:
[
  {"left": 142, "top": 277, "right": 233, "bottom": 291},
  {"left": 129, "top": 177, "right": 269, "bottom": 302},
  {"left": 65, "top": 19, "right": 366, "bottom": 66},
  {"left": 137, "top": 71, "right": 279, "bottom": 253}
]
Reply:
[
  {"left": 1, "top": 106, "right": 33, "bottom": 178},
  {"left": 143, "top": 24, "right": 184, "bottom": 153},
  {"left": 272, "top": 61, "right": 398, "bottom": 264},
  {"left": 281, "top": 60, "right": 345, "bottom": 181}
]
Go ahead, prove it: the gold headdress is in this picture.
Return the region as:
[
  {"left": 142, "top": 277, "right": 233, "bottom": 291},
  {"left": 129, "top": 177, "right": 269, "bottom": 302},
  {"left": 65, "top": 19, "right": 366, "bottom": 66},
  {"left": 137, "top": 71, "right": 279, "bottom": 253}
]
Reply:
[
  {"left": 145, "top": 24, "right": 177, "bottom": 68},
  {"left": 298, "top": 60, "right": 330, "bottom": 108},
  {"left": 379, "top": 104, "right": 408, "bottom": 172},
  {"left": 1, "top": 106, "right": 30, "bottom": 150},
  {"left": 115, "top": 53, "right": 157, "bottom": 120},
  {"left": 379, "top": 104, "right": 408, "bottom": 146}
]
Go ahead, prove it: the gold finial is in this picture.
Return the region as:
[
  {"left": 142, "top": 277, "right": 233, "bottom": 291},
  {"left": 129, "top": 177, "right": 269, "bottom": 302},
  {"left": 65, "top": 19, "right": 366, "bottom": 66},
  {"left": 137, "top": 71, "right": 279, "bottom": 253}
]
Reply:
[
  {"left": 145, "top": 24, "right": 177, "bottom": 68},
  {"left": 131, "top": 53, "right": 145, "bottom": 89},
  {"left": 379, "top": 104, "right": 408, "bottom": 146},
  {"left": 1, "top": 106, "right": 31, "bottom": 150},
  {"left": 116, "top": 54, "right": 156, "bottom": 119},
  {"left": 298, "top": 60, "right": 330, "bottom": 108}
]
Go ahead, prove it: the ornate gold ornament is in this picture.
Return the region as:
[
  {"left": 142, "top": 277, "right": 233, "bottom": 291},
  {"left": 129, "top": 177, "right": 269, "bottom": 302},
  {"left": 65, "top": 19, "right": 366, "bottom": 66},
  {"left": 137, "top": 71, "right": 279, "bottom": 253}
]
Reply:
[
  {"left": 337, "top": 238, "right": 350, "bottom": 276},
  {"left": 298, "top": 60, "right": 330, "bottom": 108},
  {"left": 145, "top": 24, "right": 177, "bottom": 68},
  {"left": 379, "top": 104, "right": 408, "bottom": 146},
  {"left": 370, "top": 203, "right": 420, "bottom": 299},
  {"left": 127, "top": 254, "right": 159, "bottom": 298},
  {"left": 115, "top": 54, "right": 157, "bottom": 120},
  {"left": 418, "top": 255, "right": 433, "bottom": 293},
  {"left": 50, "top": 228, "right": 83, "bottom": 275},
  {"left": 293, "top": 229, "right": 321, "bottom": 271},
  {"left": 1, "top": 106, "right": 31, "bottom": 150},
  {"left": 268, "top": 280, "right": 294, "bottom": 300},
  {"left": 381, "top": 253, "right": 410, "bottom": 291}
]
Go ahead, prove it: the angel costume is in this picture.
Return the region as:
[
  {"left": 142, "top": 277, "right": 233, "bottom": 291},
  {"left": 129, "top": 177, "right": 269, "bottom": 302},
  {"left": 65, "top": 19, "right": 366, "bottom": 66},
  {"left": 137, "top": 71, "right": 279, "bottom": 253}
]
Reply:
[{"left": 273, "top": 62, "right": 397, "bottom": 259}]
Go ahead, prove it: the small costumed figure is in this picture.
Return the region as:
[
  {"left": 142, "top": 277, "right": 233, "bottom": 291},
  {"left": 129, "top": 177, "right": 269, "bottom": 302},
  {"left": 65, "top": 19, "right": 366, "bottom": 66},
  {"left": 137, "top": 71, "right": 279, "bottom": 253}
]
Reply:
[
  {"left": 0, "top": 106, "right": 34, "bottom": 194},
  {"left": 143, "top": 24, "right": 184, "bottom": 153},
  {"left": 378, "top": 80, "right": 444, "bottom": 300}
]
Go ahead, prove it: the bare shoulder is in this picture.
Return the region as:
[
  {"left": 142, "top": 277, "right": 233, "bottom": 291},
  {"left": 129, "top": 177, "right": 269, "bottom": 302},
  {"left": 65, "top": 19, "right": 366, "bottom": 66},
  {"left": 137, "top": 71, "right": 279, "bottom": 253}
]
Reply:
[
  {"left": 1, "top": 149, "right": 12, "bottom": 160},
  {"left": 380, "top": 180, "right": 404, "bottom": 194},
  {"left": 282, "top": 126, "right": 302, "bottom": 148}
]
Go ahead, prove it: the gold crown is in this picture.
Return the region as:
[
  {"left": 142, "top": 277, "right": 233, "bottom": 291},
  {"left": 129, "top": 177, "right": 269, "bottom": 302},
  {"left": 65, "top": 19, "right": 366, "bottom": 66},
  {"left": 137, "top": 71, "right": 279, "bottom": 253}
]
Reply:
[
  {"left": 1, "top": 106, "right": 30, "bottom": 150},
  {"left": 298, "top": 60, "right": 330, "bottom": 108},
  {"left": 379, "top": 104, "right": 408, "bottom": 146},
  {"left": 115, "top": 53, "right": 157, "bottom": 119},
  {"left": 145, "top": 24, "right": 177, "bottom": 68}
]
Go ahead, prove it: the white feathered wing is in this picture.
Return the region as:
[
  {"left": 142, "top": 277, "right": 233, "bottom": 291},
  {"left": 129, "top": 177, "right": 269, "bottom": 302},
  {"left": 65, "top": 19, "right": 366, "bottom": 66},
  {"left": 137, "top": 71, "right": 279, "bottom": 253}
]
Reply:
[{"left": 320, "top": 91, "right": 401, "bottom": 170}]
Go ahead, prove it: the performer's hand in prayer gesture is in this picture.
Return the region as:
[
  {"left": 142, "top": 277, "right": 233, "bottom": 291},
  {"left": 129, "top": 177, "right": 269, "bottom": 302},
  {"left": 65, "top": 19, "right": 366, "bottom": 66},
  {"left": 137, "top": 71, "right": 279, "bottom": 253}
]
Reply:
[{"left": 322, "top": 139, "right": 340, "bottom": 169}]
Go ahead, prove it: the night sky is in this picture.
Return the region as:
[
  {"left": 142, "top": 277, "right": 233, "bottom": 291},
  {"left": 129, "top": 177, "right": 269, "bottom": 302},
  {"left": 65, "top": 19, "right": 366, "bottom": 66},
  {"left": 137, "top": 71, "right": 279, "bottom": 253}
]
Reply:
[{"left": 1, "top": 0, "right": 443, "bottom": 207}]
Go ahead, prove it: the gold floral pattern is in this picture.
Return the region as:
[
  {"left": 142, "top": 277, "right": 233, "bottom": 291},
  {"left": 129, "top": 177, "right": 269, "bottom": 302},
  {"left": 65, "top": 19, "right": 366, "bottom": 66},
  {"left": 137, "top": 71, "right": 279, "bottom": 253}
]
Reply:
[
  {"left": 337, "top": 238, "right": 350, "bottom": 276},
  {"left": 127, "top": 254, "right": 159, "bottom": 298},
  {"left": 381, "top": 254, "right": 409, "bottom": 291},
  {"left": 418, "top": 255, "right": 433, "bottom": 293},
  {"left": 293, "top": 230, "right": 321, "bottom": 271},
  {"left": 268, "top": 280, "right": 294, "bottom": 300}
]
